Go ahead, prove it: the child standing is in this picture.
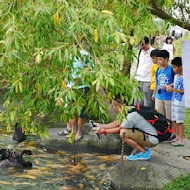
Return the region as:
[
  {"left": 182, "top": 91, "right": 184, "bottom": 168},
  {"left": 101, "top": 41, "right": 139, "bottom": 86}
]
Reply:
[
  {"left": 150, "top": 49, "right": 159, "bottom": 108},
  {"left": 152, "top": 50, "right": 175, "bottom": 120},
  {"left": 167, "top": 57, "right": 185, "bottom": 146},
  {"left": 162, "top": 36, "right": 176, "bottom": 62}
]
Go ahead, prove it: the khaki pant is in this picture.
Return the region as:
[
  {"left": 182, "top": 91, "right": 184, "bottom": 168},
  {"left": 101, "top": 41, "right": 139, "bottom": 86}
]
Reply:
[
  {"left": 155, "top": 98, "right": 171, "bottom": 120},
  {"left": 124, "top": 129, "right": 158, "bottom": 148}
]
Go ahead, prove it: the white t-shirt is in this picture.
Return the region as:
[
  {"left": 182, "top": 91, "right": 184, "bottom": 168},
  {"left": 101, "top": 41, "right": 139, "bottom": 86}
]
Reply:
[
  {"left": 162, "top": 43, "right": 174, "bottom": 61},
  {"left": 135, "top": 47, "right": 153, "bottom": 82}
]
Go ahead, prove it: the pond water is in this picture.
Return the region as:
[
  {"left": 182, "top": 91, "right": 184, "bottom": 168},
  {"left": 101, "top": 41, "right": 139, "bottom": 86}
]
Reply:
[{"left": 0, "top": 125, "right": 119, "bottom": 190}]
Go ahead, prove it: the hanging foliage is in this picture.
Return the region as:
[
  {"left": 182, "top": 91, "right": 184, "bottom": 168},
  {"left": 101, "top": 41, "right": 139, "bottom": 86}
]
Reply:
[{"left": 0, "top": 0, "right": 156, "bottom": 137}]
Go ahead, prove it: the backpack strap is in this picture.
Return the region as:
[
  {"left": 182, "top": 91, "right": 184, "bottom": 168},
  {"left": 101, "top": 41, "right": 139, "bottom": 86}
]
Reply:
[
  {"left": 133, "top": 104, "right": 174, "bottom": 137},
  {"left": 131, "top": 127, "right": 158, "bottom": 139},
  {"left": 146, "top": 117, "right": 158, "bottom": 125},
  {"left": 156, "top": 123, "right": 174, "bottom": 135},
  {"left": 137, "top": 49, "right": 142, "bottom": 69},
  {"left": 131, "top": 127, "right": 147, "bottom": 141},
  {"left": 136, "top": 102, "right": 140, "bottom": 110}
]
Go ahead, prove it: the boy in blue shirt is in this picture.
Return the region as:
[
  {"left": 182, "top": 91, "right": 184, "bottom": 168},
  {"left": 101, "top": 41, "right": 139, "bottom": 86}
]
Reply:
[
  {"left": 166, "top": 57, "right": 185, "bottom": 146},
  {"left": 152, "top": 50, "right": 175, "bottom": 120}
]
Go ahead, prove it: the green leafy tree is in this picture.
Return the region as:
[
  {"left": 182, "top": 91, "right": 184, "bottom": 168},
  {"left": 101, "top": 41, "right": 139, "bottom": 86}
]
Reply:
[
  {"left": 0, "top": 0, "right": 157, "bottom": 137},
  {"left": 112, "top": 0, "right": 155, "bottom": 76}
]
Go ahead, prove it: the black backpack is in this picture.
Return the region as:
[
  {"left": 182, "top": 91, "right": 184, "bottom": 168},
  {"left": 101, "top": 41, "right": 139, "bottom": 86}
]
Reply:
[{"left": 129, "top": 104, "right": 172, "bottom": 142}]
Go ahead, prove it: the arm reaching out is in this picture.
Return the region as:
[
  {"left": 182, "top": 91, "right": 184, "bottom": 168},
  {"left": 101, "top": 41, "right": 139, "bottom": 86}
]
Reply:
[
  {"left": 93, "top": 120, "right": 122, "bottom": 135},
  {"left": 166, "top": 87, "right": 184, "bottom": 94},
  {"left": 94, "top": 126, "right": 122, "bottom": 135},
  {"left": 94, "top": 120, "right": 121, "bottom": 129}
]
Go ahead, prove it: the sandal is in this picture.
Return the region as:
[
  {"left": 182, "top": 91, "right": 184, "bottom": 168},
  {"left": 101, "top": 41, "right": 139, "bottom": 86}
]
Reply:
[
  {"left": 171, "top": 142, "right": 184, "bottom": 147},
  {"left": 169, "top": 139, "right": 178, "bottom": 143},
  {"left": 58, "top": 128, "right": 71, "bottom": 136}
]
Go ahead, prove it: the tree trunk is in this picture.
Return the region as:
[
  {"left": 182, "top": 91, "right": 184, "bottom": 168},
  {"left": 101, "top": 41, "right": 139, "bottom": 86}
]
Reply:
[
  {"left": 99, "top": 86, "right": 115, "bottom": 121},
  {"left": 123, "top": 50, "right": 132, "bottom": 77},
  {"left": 123, "top": 30, "right": 134, "bottom": 77}
]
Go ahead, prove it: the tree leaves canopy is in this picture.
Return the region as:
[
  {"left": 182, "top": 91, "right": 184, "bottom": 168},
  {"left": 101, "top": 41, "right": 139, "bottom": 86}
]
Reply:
[{"left": 0, "top": 0, "right": 156, "bottom": 136}]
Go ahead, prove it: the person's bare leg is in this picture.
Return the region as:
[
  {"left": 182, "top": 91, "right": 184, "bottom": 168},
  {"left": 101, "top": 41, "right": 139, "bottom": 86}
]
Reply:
[
  {"left": 67, "top": 122, "right": 71, "bottom": 131},
  {"left": 70, "top": 116, "right": 78, "bottom": 134},
  {"left": 172, "top": 121, "right": 179, "bottom": 142},
  {"left": 172, "top": 121, "right": 178, "bottom": 140},
  {"left": 177, "top": 123, "right": 184, "bottom": 144},
  {"left": 123, "top": 137, "right": 146, "bottom": 153},
  {"left": 75, "top": 117, "right": 84, "bottom": 140},
  {"left": 120, "top": 129, "right": 146, "bottom": 153}
]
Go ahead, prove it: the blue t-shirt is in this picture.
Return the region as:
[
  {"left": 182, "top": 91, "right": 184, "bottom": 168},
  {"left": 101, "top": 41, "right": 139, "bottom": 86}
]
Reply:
[
  {"left": 172, "top": 75, "right": 185, "bottom": 106},
  {"left": 155, "top": 65, "right": 174, "bottom": 100}
]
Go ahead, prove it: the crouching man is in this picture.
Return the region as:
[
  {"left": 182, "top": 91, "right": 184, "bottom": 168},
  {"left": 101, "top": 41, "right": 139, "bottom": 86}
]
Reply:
[{"left": 93, "top": 95, "right": 159, "bottom": 161}]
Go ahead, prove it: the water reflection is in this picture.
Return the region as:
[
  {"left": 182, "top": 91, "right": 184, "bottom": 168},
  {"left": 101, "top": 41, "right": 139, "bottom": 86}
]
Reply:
[{"left": 0, "top": 126, "right": 118, "bottom": 190}]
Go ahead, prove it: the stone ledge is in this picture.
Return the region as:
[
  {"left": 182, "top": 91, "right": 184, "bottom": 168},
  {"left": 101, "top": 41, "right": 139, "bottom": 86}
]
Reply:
[{"left": 36, "top": 123, "right": 133, "bottom": 154}]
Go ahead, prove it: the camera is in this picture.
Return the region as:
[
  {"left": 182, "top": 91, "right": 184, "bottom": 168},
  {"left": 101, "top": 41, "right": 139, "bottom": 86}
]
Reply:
[
  {"left": 89, "top": 120, "right": 100, "bottom": 139},
  {"left": 89, "top": 120, "right": 96, "bottom": 128}
]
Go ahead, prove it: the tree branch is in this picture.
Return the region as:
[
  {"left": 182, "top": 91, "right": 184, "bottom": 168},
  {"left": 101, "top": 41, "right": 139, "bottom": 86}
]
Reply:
[{"left": 149, "top": 0, "right": 190, "bottom": 31}]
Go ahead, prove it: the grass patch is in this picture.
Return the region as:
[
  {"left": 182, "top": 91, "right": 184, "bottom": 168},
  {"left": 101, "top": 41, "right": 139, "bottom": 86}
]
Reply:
[
  {"left": 184, "top": 108, "right": 190, "bottom": 139},
  {"left": 164, "top": 174, "right": 190, "bottom": 190}
]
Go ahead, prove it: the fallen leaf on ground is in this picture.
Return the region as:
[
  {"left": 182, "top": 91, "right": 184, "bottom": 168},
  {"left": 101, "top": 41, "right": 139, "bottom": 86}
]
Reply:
[
  {"left": 99, "top": 164, "right": 107, "bottom": 171},
  {"left": 97, "top": 155, "right": 118, "bottom": 162},
  {"left": 78, "top": 183, "right": 84, "bottom": 189},
  {"left": 140, "top": 167, "right": 146, "bottom": 170},
  {"left": 13, "top": 182, "right": 36, "bottom": 186},
  {"left": 14, "top": 174, "right": 36, "bottom": 179},
  {"left": 35, "top": 159, "right": 40, "bottom": 164},
  {"left": 0, "top": 180, "right": 10, "bottom": 185},
  {"left": 85, "top": 174, "right": 95, "bottom": 181}
]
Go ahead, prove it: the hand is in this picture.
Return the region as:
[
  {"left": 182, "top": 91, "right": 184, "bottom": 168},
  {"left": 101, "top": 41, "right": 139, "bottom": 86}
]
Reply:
[
  {"left": 166, "top": 87, "right": 174, "bottom": 92},
  {"left": 93, "top": 122, "right": 101, "bottom": 128},
  {"left": 162, "top": 85, "right": 168, "bottom": 90},
  {"left": 92, "top": 125, "right": 104, "bottom": 134}
]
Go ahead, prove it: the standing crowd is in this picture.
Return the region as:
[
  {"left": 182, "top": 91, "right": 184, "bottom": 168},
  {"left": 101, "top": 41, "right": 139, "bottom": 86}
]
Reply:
[
  {"left": 94, "top": 36, "right": 185, "bottom": 161},
  {"left": 58, "top": 36, "right": 185, "bottom": 161},
  {"left": 135, "top": 36, "right": 185, "bottom": 147}
]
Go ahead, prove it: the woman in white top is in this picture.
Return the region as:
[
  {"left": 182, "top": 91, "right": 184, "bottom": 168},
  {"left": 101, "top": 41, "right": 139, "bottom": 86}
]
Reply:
[{"left": 162, "top": 36, "right": 176, "bottom": 61}]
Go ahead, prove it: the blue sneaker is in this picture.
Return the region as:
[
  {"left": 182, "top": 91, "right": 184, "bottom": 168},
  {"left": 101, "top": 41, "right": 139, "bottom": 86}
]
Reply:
[
  {"left": 127, "top": 149, "right": 151, "bottom": 161},
  {"left": 146, "top": 148, "right": 151, "bottom": 155},
  {"left": 127, "top": 153, "right": 139, "bottom": 160}
]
